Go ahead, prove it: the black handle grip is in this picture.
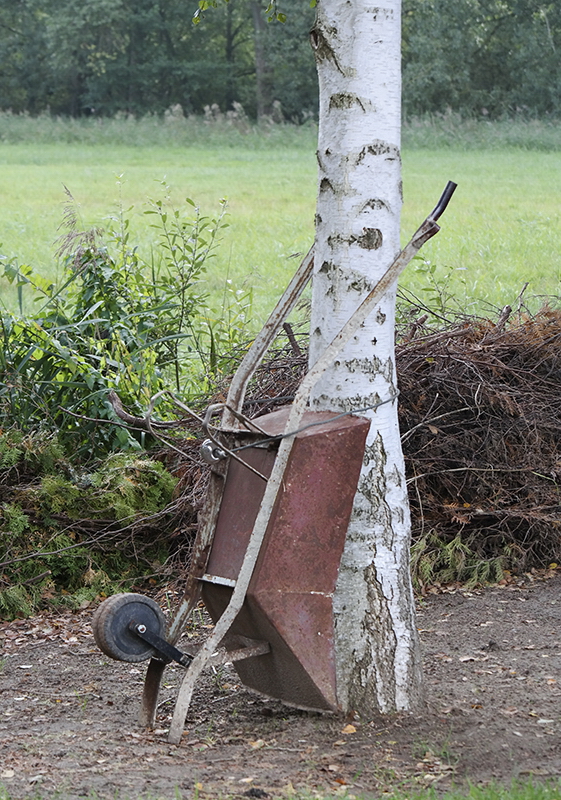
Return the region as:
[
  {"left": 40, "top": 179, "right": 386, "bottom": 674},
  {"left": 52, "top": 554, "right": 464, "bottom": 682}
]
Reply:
[{"left": 429, "top": 180, "right": 458, "bottom": 222}]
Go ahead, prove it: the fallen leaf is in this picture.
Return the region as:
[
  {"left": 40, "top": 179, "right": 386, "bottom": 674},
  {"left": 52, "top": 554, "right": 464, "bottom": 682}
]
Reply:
[
  {"left": 248, "top": 739, "right": 266, "bottom": 750},
  {"left": 341, "top": 724, "right": 357, "bottom": 734},
  {"left": 1, "top": 770, "right": 14, "bottom": 779}
]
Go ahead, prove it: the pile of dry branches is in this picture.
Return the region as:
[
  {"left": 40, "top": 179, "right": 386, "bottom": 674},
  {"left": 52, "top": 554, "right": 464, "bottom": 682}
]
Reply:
[
  {"left": 163, "top": 308, "right": 561, "bottom": 586},
  {"left": 397, "top": 306, "right": 561, "bottom": 582}
]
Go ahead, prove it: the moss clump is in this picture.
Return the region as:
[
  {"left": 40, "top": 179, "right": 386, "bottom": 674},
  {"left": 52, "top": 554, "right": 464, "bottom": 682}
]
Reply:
[{"left": 0, "top": 431, "right": 179, "bottom": 619}]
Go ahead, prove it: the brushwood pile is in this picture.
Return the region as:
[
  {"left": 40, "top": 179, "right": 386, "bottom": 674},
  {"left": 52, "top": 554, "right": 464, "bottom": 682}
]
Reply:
[
  {"left": 396, "top": 307, "right": 561, "bottom": 587},
  {"left": 3, "top": 306, "right": 561, "bottom": 615},
  {"left": 166, "top": 306, "right": 561, "bottom": 588}
]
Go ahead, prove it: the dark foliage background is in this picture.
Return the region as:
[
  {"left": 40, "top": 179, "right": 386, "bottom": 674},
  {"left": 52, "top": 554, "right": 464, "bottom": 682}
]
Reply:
[{"left": 0, "top": 0, "right": 560, "bottom": 120}]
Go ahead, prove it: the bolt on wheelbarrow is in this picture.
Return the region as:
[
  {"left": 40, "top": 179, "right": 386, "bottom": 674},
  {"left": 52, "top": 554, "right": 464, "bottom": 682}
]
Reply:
[{"left": 92, "top": 181, "right": 457, "bottom": 744}]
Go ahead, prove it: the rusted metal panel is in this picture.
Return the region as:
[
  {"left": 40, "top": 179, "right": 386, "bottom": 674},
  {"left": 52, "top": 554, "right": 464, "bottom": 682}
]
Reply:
[
  {"left": 206, "top": 445, "right": 276, "bottom": 581},
  {"left": 201, "top": 407, "right": 370, "bottom": 711}
]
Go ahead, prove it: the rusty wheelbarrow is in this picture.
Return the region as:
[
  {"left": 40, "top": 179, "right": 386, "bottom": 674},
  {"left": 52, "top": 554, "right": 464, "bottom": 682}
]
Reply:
[{"left": 92, "top": 182, "right": 456, "bottom": 744}]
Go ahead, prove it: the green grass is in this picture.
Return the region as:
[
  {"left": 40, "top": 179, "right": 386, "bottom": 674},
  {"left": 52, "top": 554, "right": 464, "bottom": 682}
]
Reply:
[
  {"left": 0, "top": 143, "right": 317, "bottom": 322},
  {"left": 1, "top": 114, "right": 561, "bottom": 325},
  {"left": 401, "top": 148, "right": 561, "bottom": 315}
]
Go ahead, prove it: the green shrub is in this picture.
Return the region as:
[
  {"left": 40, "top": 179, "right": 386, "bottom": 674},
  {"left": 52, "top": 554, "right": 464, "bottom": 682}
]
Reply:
[{"left": 0, "top": 186, "right": 247, "bottom": 460}]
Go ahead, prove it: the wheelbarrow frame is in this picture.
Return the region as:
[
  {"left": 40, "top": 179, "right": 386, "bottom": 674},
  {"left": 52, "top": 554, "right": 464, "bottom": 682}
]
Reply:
[{"left": 135, "top": 182, "right": 457, "bottom": 743}]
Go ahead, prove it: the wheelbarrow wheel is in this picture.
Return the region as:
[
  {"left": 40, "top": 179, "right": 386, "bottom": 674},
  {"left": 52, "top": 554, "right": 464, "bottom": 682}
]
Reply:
[{"left": 92, "top": 593, "right": 166, "bottom": 663}]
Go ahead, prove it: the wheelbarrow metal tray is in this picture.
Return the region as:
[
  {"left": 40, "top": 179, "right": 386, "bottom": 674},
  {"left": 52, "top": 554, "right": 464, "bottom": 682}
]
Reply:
[{"left": 201, "top": 406, "right": 370, "bottom": 711}]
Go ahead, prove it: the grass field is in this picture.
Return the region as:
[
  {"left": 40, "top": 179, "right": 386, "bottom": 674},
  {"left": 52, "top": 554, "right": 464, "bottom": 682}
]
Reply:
[{"left": 1, "top": 115, "right": 561, "bottom": 323}]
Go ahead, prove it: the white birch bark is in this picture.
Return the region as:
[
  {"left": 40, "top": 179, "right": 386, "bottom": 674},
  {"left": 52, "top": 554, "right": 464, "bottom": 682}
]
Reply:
[{"left": 309, "top": 0, "right": 423, "bottom": 714}]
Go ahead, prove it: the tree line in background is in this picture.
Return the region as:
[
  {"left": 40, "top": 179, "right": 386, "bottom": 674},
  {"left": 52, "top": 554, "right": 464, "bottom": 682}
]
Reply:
[{"left": 0, "top": 0, "right": 560, "bottom": 121}]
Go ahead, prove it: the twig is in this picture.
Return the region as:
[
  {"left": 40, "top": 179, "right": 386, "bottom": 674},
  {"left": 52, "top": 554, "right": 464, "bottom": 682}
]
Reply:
[
  {"left": 283, "top": 322, "right": 302, "bottom": 356},
  {"left": 406, "top": 466, "right": 542, "bottom": 485},
  {"left": 401, "top": 405, "right": 474, "bottom": 443},
  {"left": 494, "top": 304, "right": 512, "bottom": 331}
]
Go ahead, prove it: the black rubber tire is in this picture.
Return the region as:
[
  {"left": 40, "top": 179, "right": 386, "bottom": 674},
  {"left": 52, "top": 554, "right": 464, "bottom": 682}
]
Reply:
[{"left": 91, "top": 593, "right": 166, "bottom": 663}]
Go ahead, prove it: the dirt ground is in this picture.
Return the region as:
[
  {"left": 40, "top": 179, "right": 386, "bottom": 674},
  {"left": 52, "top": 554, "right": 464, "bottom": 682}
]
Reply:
[{"left": 1, "top": 571, "right": 561, "bottom": 800}]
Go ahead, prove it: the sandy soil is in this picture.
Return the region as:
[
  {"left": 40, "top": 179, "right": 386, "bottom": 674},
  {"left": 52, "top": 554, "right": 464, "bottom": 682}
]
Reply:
[{"left": 1, "top": 572, "right": 561, "bottom": 799}]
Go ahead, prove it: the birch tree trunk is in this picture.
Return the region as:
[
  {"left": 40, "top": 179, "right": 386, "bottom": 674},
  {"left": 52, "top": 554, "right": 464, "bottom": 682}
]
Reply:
[{"left": 309, "top": 0, "right": 423, "bottom": 715}]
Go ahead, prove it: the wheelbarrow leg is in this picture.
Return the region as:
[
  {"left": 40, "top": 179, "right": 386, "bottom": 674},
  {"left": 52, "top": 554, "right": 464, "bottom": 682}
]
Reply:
[
  {"left": 140, "top": 461, "right": 228, "bottom": 728},
  {"left": 141, "top": 658, "right": 167, "bottom": 727}
]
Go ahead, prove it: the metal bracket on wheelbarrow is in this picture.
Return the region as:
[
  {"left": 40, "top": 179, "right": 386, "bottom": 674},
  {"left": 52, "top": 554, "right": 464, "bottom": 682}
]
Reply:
[{"left": 92, "top": 182, "right": 457, "bottom": 744}]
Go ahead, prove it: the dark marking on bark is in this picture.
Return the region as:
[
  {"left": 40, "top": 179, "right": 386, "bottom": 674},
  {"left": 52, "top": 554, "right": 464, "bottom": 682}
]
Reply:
[
  {"left": 319, "top": 260, "right": 335, "bottom": 275},
  {"left": 361, "top": 198, "right": 390, "bottom": 213},
  {"left": 376, "top": 309, "right": 387, "bottom": 325},
  {"left": 345, "top": 355, "right": 394, "bottom": 386},
  {"left": 357, "top": 433, "right": 389, "bottom": 526},
  {"left": 329, "top": 92, "right": 365, "bottom": 112},
  {"left": 347, "top": 564, "right": 398, "bottom": 713},
  {"left": 349, "top": 276, "right": 373, "bottom": 294},
  {"left": 309, "top": 26, "right": 344, "bottom": 74},
  {"left": 312, "top": 393, "right": 376, "bottom": 413},
  {"left": 369, "top": 7, "right": 395, "bottom": 22},
  {"left": 319, "top": 177, "right": 334, "bottom": 194},
  {"left": 356, "top": 228, "right": 383, "bottom": 250},
  {"left": 344, "top": 356, "right": 383, "bottom": 375},
  {"left": 327, "top": 233, "right": 344, "bottom": 249},
  {"left": 328, "top": 229, "right": 382, "bottom": 250},
  {"left": 357, "top": 141, "right": 400, "bottom": 164},
  {"left": 316, "top": 261, "right": 379, "bottom": 296},
  {"left": 315, "top": 213, "right": 322, "bottom": 226}
]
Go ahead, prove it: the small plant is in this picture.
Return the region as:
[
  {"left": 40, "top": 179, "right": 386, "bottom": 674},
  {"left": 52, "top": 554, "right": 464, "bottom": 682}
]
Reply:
[
  {"left": 0, "top": 187, "right": 244, "bottom": 459},
  {"left": 398, "top": 256, "right": 468, "bottom": 323},
  {"left": 411, "top": 530, "right": 505, "bottom": 590}
]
